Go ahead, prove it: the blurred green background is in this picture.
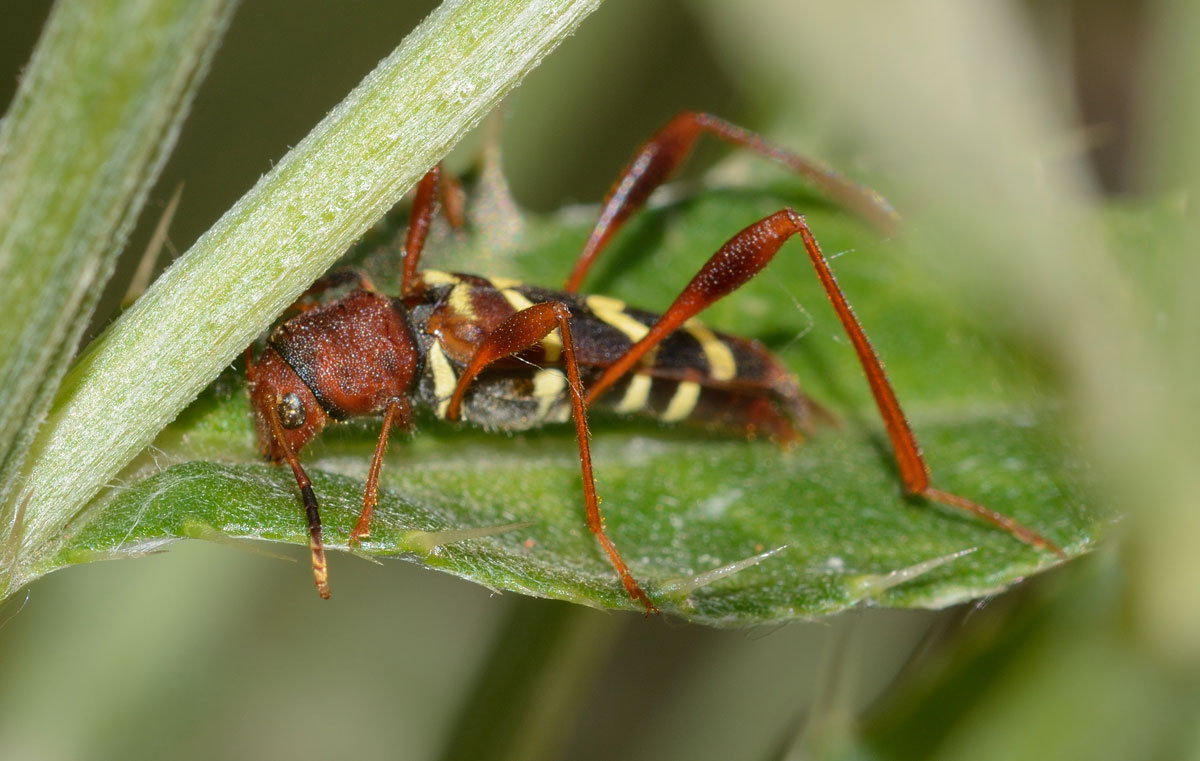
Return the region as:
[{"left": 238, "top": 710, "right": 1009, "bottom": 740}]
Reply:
[{"left": 1, "top": 1, "right": 1195, "bottom": 759}]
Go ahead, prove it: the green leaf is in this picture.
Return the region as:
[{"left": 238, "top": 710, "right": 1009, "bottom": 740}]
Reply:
[{"left": 49, "top": 175, "right": 1101, "bottom": 626}]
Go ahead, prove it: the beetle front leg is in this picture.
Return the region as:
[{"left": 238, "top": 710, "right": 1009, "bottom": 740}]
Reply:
[
  {"left": 400, "top": 163, "right": 465, "bottom": 298},
  {"left": 348, "top": 397, "right": 412, "bottom": 546}
]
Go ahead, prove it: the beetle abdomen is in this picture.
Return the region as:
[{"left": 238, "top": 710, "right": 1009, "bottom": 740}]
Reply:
[{"left": 411, "top": 270, "right": 816, "bottom": 439}]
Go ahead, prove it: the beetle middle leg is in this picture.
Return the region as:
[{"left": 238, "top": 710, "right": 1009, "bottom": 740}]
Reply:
[
  {"left": 444, "top": 301, "right": 658, "bottom": 614},
  {"left": 340, "top": 165, "right": 464, "bottom": 546}
]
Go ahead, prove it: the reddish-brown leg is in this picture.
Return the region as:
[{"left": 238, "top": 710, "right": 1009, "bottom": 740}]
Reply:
[
  {"left": 268, "top": 410, "right": 331, "bottom": 598},
  {"left": 586, "top": 208, "right": 1064, "bottom": 558},
  {"left": 564, "top": 111, "right": 901, "bottom": 292},
  {"left": 446, "top": 302, "right": 658, "bottom": 614},
  {"left": 439, "top": 169, "right": 466, "bottom": 229},
  {"left": 399, "top": 163, "right": 467, "bottom": 297},
  {"left": 401, "top": 165, "right": 443, "bottom": 298},
  {"left": 349, "top": 397, "right": 412, "bottom": 546}
]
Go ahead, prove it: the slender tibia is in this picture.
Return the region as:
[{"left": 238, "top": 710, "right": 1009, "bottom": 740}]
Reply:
[
  {"left": 789, "top": 221, "right": 1065, "bottom": 557},
  {"left": 349, "top": 398, "right": 411, "bottom": 546},
  {"left": 586, "top": 208, "right": 1063, "bottom": 557},
  {"left": 268, "top": 411, "right": 330, "bottom": 598},
  {"left": 401, "top": 165, "right": 443, "bottom": 297},
  {"left": 565, "top": 111, "right": 900, "bottom": 292},
  {"left": 446, "top": 302, "right": 658, "bottom": 614}
]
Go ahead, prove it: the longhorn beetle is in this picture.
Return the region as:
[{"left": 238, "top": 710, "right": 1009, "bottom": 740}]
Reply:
[{"left": 246, "top": 112, "right": 1064, "bottom": 610}]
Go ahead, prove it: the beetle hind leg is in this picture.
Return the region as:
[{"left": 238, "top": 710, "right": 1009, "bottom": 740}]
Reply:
[{"left": 583, "top": 208, "right": 1064, "bottom": 558}]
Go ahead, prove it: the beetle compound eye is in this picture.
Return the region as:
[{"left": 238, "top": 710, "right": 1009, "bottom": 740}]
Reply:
[{"left": 277, "top": 393, "right": 306, "bottom": 429}]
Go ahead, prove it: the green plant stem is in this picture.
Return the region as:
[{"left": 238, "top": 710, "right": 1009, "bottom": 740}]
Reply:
[
  {"left": 438, "top": 598, "right": 623, "bottom": 761},
  {"left": 0, "top": 0, "right": 238, "bottom": 588},
  {"left": 6, "top": 0, "right": 604, "bottom": 593},
  {"left": 1132, "top": 0, "right": 1200, "bottom": 668}
]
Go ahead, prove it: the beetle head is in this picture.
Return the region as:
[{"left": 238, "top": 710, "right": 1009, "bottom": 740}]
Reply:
[{"left": 248, "top": 347, "right": 329, "bottom": 462}]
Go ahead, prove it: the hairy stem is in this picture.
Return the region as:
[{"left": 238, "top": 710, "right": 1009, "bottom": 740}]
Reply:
[
  {"left": 0, "top": 0, "right": 239, "bottom": 594},
  {"left": 5, "top": 0, "right": 604, "bottom": 595}
]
